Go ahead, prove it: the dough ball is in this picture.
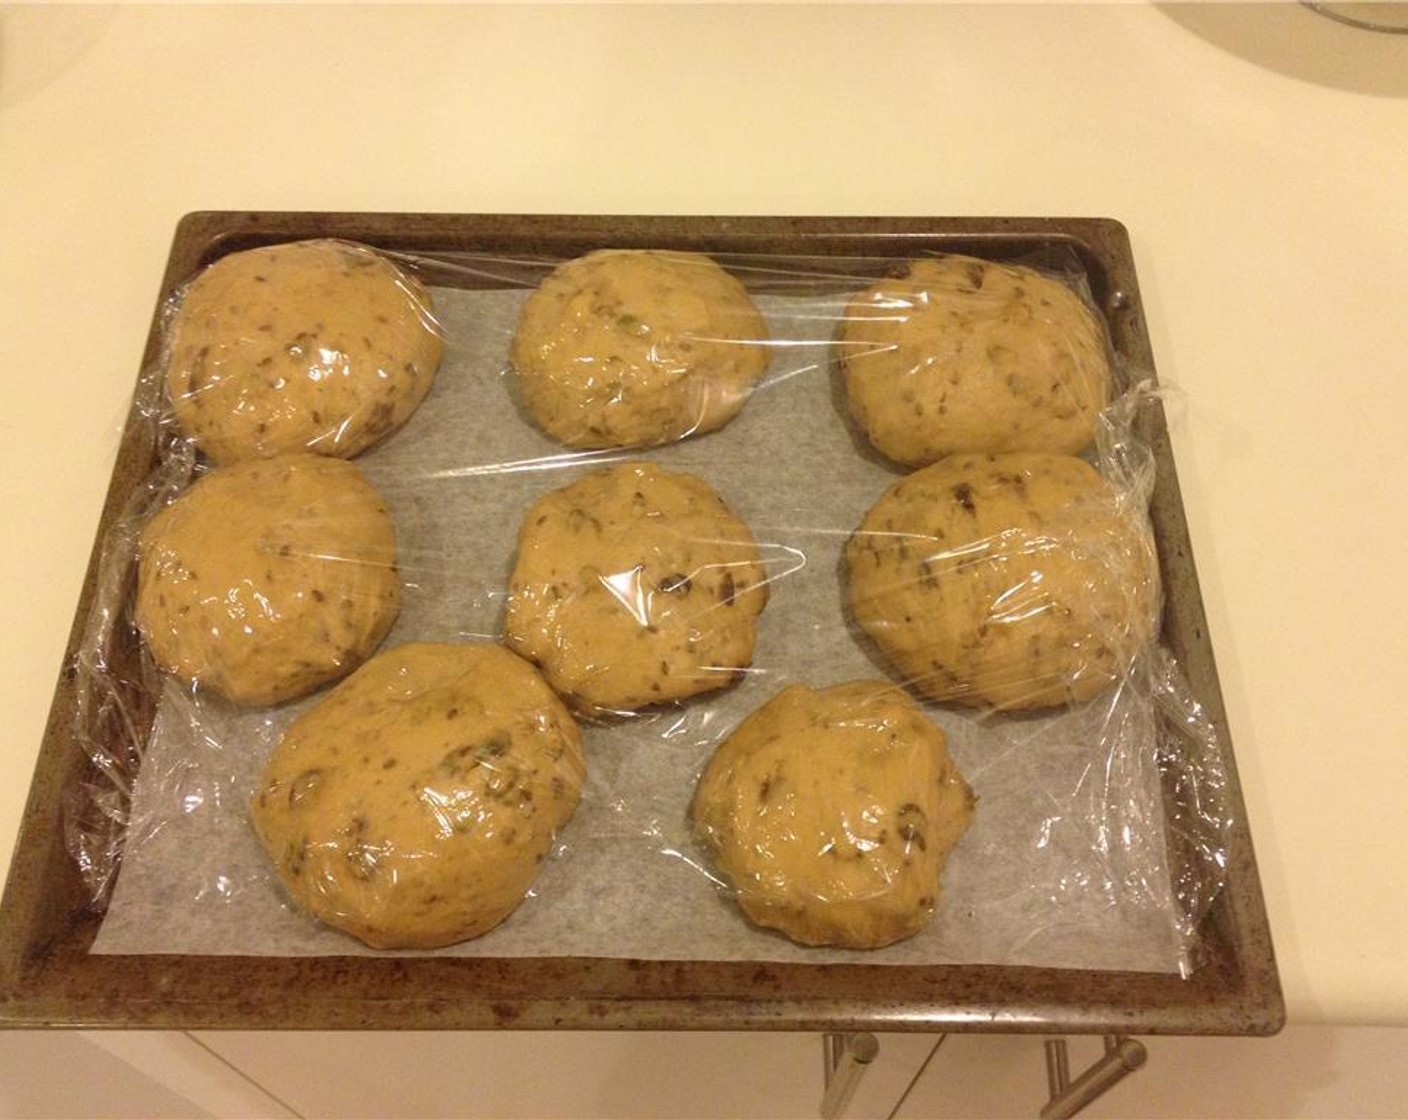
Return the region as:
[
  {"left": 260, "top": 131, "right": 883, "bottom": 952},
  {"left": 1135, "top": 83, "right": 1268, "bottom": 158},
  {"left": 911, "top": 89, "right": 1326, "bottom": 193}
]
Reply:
[
  {"left": 510, "top": 250, "right": 769, "bottom": 449},
  {"left": 164, "top": 239, "right": 443, "bottom": 464},
  {"left": 505, "top": 461, "right": 768, "bottom": 714},
  {"left": 251, "top": 642, "right": 585, "bottom": 949},
  {"left": 692, "top": 681, "right": 974, "bottom": 949},
  {"left": 844, "top": 453, "right": 1159, "bottom": 710},
  {"left": 839, "top": 256, "right": 1112, "bottom": 465},
  {"left": 135, "top": 453, "right": 401, "bottom": 706}
]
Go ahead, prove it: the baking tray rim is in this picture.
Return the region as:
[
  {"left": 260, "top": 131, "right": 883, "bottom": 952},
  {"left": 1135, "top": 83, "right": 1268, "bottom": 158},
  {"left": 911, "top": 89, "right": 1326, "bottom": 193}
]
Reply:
[{"left": 0, "top": 210, "right": 1284, "bottom": 1035}]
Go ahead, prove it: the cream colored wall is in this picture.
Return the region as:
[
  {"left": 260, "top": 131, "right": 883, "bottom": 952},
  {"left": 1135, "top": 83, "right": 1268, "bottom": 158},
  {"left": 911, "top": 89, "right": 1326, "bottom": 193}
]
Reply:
[{"left": 4, "top": 1027, "right": 1408, "bottom": 1117}]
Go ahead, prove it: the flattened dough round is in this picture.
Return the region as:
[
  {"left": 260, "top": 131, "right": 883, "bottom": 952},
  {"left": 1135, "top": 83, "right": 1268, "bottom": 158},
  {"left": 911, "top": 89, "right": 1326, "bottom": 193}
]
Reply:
[
  {"left": 510, "top": 250, "right": 769, "bottom": 449},
  {"left": 165, "top": 238, "right": 443, "bottom": 464},
  {"left": 844, "top": 453, "right": 1160, "bottom": 711},
  {"left": 250, "top": 642, "right": 585, "bottom": 949},
  {"left": 135, "top": 453, "right": 401, "bottom": 707},
  {"left": 839, "top": 256, "right": 1112, "bottom": 465},
  {"left": 692, "top": 681, "right": 974, "bottom": 950},
  {"left": 505, "top": 461, "right": 768, "bottom": 714}
]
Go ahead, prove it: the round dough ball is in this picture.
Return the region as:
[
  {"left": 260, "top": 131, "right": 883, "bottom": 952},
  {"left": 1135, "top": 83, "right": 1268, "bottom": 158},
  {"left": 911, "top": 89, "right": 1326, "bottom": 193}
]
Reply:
[
  {"left": 164, "top": 239, "right": 443, "bottom": 464},
  {"left": 250, "top": 642, "right": 585, "bottom": 950},
  {"left": 692, "top": 681, "right": 974, "bottom": 950},
  {"left": 504, "top": 461, "right": 768, "bottom": 715},
  {"left": 839, "top": 256, "right": 1112, "bottom": 465},
  {"left": 844, "top": 453, "right": 1160, "bottom": 711},
  {"left": 509, "top": 249, "right": 770, "bottom": 449},
  {"left": 135, "top": 453, "right": 401, "bottom": 707}
]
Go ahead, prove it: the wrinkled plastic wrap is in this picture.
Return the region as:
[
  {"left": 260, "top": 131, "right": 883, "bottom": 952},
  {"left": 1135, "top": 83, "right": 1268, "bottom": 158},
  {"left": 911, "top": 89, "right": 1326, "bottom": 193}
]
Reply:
[{"left": 68, "top": 241, "right": 1232, "bottom": 976}]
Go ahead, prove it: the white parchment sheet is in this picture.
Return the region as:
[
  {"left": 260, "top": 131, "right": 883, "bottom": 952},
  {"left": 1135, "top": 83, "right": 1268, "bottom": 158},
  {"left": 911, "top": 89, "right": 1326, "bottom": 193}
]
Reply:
[{"left": 92, "top": 283, "right": 1193, "bottom": 972}]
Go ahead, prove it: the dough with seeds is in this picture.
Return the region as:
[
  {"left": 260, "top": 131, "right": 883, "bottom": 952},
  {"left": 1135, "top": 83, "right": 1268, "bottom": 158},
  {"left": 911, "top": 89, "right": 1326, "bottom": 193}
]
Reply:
[
  {"left": 165, "top": 238, "right": 442, "bottom": 463},
  {"left": 135, "top": 453, "right": 401, "bottom": 706},
  {"left": 839, "top": 256, "right": 1112, "bottom": 465},
  {"left": 844, "top": 453, "right": 1159, "bottom": 710},
  {"left": 692, "top": 681, "right": 974, "bottom": 949},
  {"left": 251, "top": 642, "right": 585, "bottom": 949},
  {"left": 505, "top": 461, "right": 768, "bottom": 714},
  {"left": 510, "top": 249, "right": 769, "bottom": 449}
]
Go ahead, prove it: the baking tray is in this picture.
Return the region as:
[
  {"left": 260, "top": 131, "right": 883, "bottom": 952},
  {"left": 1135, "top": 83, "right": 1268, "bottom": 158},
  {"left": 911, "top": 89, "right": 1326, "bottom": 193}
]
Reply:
[{"left": 0, "top": 212, "right": 1282, "bottom": 1033}]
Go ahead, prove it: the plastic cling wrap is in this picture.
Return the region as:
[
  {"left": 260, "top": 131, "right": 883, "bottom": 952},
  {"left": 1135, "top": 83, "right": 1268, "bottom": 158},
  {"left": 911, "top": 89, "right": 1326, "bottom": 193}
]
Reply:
[
  {"left": 691, "top": 680, "right": 976, "bottom": 951},
  {"left": 69, "top": 242, "right": 1231, "bottom": 976},
  {"left": 249, "top": 641, "right": 587, "bottom": 950}
]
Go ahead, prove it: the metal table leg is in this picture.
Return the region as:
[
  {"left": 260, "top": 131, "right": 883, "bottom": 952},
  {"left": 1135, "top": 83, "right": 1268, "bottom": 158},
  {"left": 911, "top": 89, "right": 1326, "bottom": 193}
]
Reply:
[
  {"left": 1041, "top": 1035, "right": 1147, "bottom": 1119},
  {"left": 820, "top": 1032, "right": 880, "bottom": 1119}
]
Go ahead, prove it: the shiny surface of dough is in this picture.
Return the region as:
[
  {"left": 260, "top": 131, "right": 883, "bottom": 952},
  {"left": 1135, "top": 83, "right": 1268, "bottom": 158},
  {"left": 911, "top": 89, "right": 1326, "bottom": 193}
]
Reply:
[
  {"left": 505, "top": 461, "right": 768, "bottom": 714},
  {"left": 165, "top": 238, "right": 443, "bottom": 464},
  {"left": 692, "top": 681, "right": 974, "bottom": 950},
  {"left": 510, "top": 249, "right": 770, "bottom": 449},
  {"left": 135, "top": 454, "right": 401, "bottom": 707},
  {"left": 839, "top": 256, "right": 1112, "bottom": 465},
  {"left": 844, "top": 453, "right": 1160, "bottom": 710},
  {"left": 250, "top": 643, "right": 586, "bottom": 949}
]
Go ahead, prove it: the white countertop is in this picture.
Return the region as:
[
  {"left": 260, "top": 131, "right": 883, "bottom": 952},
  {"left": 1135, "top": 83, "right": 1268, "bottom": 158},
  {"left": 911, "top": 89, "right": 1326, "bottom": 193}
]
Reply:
[{"left": 2, "top": 2, "right": 1405, "bottom": 1028}]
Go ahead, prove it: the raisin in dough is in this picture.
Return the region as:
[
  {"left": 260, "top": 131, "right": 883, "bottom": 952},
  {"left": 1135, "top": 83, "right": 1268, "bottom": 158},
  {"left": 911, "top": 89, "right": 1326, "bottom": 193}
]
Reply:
[
  {"left": 164, "top": 239, "right": 442, "bottom": 464},
  {"left": 692, "top": 681, "right": 973, "bottom": 950},
  {"left": 504, "top": 461, "right": 768, "bottom": 714},
  {"left": 509, "top": 249, "right": 769, "bottom": 449},
  {"left": 250, "top": 642, "right": 585, "bottom": 949},
  {"left": 839, "top": 256, "right": 1112, "bottom": 465},
  {"left": 845, "top": 453, "right": 1159, "bottom": 711},
  {"left": 135, "top": 454, "right": 401, "bottom": 707}
]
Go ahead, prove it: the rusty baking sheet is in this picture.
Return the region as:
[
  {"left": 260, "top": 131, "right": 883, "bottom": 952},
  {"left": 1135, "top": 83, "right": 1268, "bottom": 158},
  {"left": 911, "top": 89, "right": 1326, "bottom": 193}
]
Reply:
[{"left": 0, "top": 212, "right": 1282, "bottom": 1033}]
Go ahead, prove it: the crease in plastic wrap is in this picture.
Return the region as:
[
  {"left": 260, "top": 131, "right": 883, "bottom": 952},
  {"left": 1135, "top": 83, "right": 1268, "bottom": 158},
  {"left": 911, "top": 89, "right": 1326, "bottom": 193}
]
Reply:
[{"left": 67, "top": 242, "right": 1233, "bottom": 976}]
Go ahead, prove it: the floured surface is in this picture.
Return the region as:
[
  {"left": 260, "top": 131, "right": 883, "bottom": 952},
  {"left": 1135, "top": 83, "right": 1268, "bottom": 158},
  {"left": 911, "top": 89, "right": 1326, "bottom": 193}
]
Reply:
[{"left": 93, "top": 283, "right": 1189, "bottom": 971}]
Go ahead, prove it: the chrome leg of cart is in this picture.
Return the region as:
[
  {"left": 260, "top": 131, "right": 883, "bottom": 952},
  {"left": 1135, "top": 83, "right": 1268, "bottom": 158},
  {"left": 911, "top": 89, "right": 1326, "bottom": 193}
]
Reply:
[
  {"left": 818, "top": 1032, "right": 1147, "bottom": 1119},
  {"left": 1042, "top": 1035, "right": 1147, "bottom": 1119},
  {"left": 819, "top": 1032, "right": 879, "bottom": 1119}
]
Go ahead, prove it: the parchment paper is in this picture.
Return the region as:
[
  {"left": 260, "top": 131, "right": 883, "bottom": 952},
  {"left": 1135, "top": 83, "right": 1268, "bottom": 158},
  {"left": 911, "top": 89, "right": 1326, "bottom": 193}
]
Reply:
[{"left": 92, "top": 283, "right": 1193, "bottom": 972}]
